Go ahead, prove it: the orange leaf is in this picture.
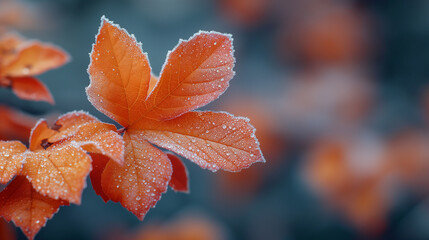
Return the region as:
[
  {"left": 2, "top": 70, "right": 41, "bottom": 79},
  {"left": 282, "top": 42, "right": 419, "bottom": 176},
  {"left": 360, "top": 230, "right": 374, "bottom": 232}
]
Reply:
[
  {"left": 1, "top": 42, "right": 69, "bottom": 77},
  {"left": 87, "top": 17, "right": 263, "bottom": 220},
  {"left": 64, "top": 122, "right": 124, "bottom": 165},
  {"left": 22, "top": 113, "right": 124, "bottom": 204},
  {"left": 0, "top": 34, "right": 69, "bottom": 104},
  {"left": 0, "top": 176, "right": 68, "bottom": 240},
  {"left": 101, "top": 132, "right": 172, "bottom": 220},
  {"left": 0, "top": 33, "right": 25, "bottom": 67},
  {"left": 143, "top": 31, "right": 235, "bottom": 121},
  {"left": 44, "top": 111, "right": 124, "bottom": 165},
  {"left": 86, "top": 16, "right": 151, "bottom": 127},
  {"left": 134, "top": 111, "right": 264, "bottom": 172},
  {"left": 47, "top": 111, "right": 99, "bottom": 143},
  {"left": 167, "top": 153, "right": 189, "bottom": 193},
  {"left": 148, "top": 74, "right": 159, "bottom": 96},
  {"left": 10, "top": 76, "right": 54, "bottom": 104},
  {"left": 0, "top": 141, "right": 26, "bottom": 184},
  {"left": 21, "top": 144, "right": 92, "bottom": 204},
  {"left": 28, "top": 120, "right": 57, "bottom": 151}
]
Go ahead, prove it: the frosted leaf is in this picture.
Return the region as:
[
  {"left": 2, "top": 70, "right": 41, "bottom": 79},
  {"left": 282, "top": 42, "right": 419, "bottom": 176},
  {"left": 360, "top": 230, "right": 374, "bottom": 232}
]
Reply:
[
  {"left": 100, "top": 132, "right": 172, "bottom": 220},
  {"left": 134, "top": 111, "right": 264, "bottom": 172},
  {"left": 9, "top": 76, "right": 54, "bottom": 104},
  {"left": 86, "top": 17, "right": 152, "bottom": 127},
  {"left": 21, "top": 145, "right": 92, "bottom": 204},
  {"left": 141, "top": 31, "right": 235, "bottom": 121},
  {"left": 35, "top": 111, "right": 125, "bottom": 165},
  {"left": 47, "top": 111, "right": 99, "bottom": 143},
  {"left": 1, "top": 41, "right": 69, "bottom": 78},
  {"left": 0, "top": 176, "right": 68, "bottom": 240},
  {"left": 58, "top": 122, "right": 124, "bottom": 165},
  {"left": 0, "top": 141, "right": 26, "bottom": 184},
  {"left": 167, "top": 153, "right": 189, "bottom": 193}
]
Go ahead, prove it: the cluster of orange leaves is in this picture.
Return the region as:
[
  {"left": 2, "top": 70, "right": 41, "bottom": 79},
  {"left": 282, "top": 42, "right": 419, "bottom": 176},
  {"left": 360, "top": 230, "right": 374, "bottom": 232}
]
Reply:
[
  {"left": 0, "top": 16, "right": 263, "bottom": 240},
  {"left": 0, "top": 33, "right": 68, "bottom": 104}
]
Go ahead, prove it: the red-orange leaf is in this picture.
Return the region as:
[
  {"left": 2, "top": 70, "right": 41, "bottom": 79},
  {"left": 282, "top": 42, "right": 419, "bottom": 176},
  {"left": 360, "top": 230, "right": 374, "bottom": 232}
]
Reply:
[
  {"left": 167, "top": 153, "right": 189, "bottom": 193},
  {"left": 10, "top": 76, "right": 54, "bottom": 104},
  {"left": 101, "top": 132, "right": 172, "bottom": 220},
  {"left": 1, "top": 42, "right": 69, "bottom": 77},
  {"left": 0, "top": 141, "right": 26, "bottom": 184},
  {"left": 134, "top": 111, "right": 264, "bottom": 172},
  {"left": 143, "top": 31, "right": 235, "bottom": 121},
  {"left": 89, "top": 153, "right": 110, "bottom": 202},
  {"left": 0, "top": 176, "right": 68, "bottom": 240},
  {"left": 0, "top": 218, "right": 16, "bottom": 240},
  {"left": 0, "top": 105, "right": 38, "bottom": 142},
  {"left": 86, "top": 16, "right": 151, "bottom": 127}
]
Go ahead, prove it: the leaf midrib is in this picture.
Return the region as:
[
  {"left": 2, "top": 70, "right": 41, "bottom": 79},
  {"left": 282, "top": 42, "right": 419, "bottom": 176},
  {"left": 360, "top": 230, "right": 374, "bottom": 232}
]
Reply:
[{"left": 130, "top": 37, "right": 227, "bottom": 126}]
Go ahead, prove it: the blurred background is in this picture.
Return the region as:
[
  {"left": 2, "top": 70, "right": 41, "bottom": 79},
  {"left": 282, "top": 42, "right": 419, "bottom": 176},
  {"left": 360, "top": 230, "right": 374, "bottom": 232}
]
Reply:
[{"left": 2, "top": 0, "right": 429, "bottom": 239}]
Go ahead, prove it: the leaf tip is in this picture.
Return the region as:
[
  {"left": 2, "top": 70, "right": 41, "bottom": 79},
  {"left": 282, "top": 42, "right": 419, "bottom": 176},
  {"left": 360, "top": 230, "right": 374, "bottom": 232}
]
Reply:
[
  {"left": 100, "top": 15, "right": 110, "bottom": 25},
  {"left": 167, "top": 153, "right": 190, "bottom": 193},
  {"left": 46, "top": 92, "right": 55, "bottom": 105}
]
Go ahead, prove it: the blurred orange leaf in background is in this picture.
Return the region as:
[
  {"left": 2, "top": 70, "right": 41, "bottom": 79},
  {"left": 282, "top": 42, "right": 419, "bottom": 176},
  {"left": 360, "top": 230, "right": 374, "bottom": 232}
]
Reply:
[
  {"left": 278, "top": 3, "right": 372, "bottom": 65},
  {"left": 0, "top": 33, "right": 69, "bottom": 104},
  {"left": 130, "top": 213, "right": 227, "bottom": 240},
  {"left": 0, "top": 0, "right": 47, "bottom": 34},
  {"left": 0, "top": 105, "right": 38, "bottom": 142},
  {"left": 305, "top": 131, "right": 429, "bottom": 235},
  {"left": 218, "top": 0, "right": 272, "bottom": 27},
  {"left": 384, "top": 130, "right": 429, "bottom": 191},
  {"left": 305, "top": 136, "right": 389, "bottom": 235}
]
